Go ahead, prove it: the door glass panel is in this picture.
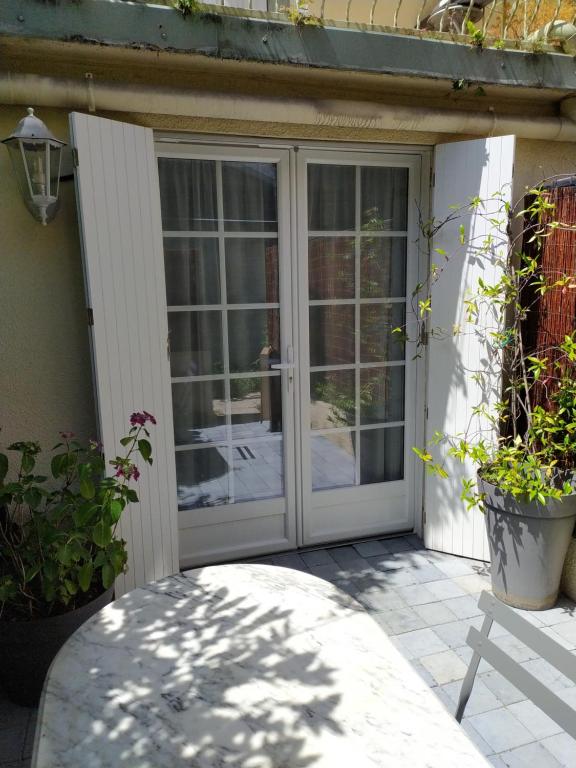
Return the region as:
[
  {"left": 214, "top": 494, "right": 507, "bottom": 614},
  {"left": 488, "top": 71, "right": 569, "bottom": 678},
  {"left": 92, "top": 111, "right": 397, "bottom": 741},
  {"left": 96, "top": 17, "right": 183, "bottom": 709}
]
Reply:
[
  {"left": 309, "top": 306, "right": 355, "bottom": 366},
  {"left": 158, "top": 158, "right": 217, "bottom": 231},
  {"left": 360, "top": 427, "right": 404, "bottom": 484},
  {"left": 308, "top": 238, "right": 355, "bottom": 300},
  {"left": 168, "top": 311, "right": 223, "bottom": 377},
  {"left": 360, "top": 237, "right": 407, "bottom": 299},
  {"left": 230, "top": 376, "right": 282, "bottom": 438},
  {"left": 312, "top": 432, "right": 356, "bottom": 491},
  {"left": 307, "top": 160, "right": 409, "bottom": 492},
  {"left": 310, "top": 370, "right": 355, "bottom": 429},
  {"left": 222, "top": 162, "right": 277, "bottom": 232},
  {"left": 172, "top": 381, "right": 226, "bottom": 445},
  {"left": 360, "top": 367, "right": 405, "bottom": 425},
  {"left": 225, "top": 239, "right": 279, "bottom": 304},
  {"left": 360, "top": 304, "right": 406, "bottom": 363},
  {"left": 162, "top": 155, "right": 286, "bottom": 510},
  {"left": 176, "top": 447, "right": 230, "bottom": 509},
  {"left": 228, "top": 309, "right": 281, "bottom": 373},
  {"left": 164, "top": 238, "right": 220, "bottom": 306},
  {"left": 232, "top": 437, "right": 284, "bottom": 502},
  {"left": 361, "top": 167, "right": 408, "bottom": 231},
  {"left": 308, "top": 165, "right": 356, "bottom": 231}
]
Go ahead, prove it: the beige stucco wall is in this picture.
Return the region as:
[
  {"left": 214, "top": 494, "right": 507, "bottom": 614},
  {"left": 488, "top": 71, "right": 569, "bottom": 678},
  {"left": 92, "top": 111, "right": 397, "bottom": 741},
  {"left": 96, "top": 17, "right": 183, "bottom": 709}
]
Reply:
[
  {"left": 1, "top": 102, "right": 574, "bottom": 457},
  {"left": 0, "top": 106, "right": 96, "bottom": 451},
  {"left": 514, "top": 139, "right": 576, "bottom": 201}
]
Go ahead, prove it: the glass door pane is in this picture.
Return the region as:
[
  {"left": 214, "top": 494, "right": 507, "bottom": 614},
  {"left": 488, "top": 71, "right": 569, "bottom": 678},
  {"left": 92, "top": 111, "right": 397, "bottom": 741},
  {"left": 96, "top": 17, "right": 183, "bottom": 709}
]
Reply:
[
  {"left": 306, "top": 162, "right": 409, "bottom": 493},
  {"left": 159, "top": 157, "right": 285, "bottom": 510}
]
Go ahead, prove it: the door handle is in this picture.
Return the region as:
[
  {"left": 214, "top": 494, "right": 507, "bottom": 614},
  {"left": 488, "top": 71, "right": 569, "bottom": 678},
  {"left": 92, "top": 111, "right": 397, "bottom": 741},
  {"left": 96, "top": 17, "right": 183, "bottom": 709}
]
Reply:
[{"left": 270, "top": 363, "right": 295, "bottom": 370}]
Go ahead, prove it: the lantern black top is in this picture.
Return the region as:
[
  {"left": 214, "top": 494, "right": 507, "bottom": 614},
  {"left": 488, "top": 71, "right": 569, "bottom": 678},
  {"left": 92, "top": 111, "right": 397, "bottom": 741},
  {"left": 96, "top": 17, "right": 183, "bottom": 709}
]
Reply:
[{"left": 2, "top": 107, "right": 66, "bottom": 148}]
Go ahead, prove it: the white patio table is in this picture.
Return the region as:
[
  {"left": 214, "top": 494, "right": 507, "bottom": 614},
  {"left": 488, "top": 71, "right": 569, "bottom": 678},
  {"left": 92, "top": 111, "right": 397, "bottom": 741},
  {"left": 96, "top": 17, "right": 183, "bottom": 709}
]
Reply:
[{"left": 33, "top": 564, "right": 490, "bottom": 768}]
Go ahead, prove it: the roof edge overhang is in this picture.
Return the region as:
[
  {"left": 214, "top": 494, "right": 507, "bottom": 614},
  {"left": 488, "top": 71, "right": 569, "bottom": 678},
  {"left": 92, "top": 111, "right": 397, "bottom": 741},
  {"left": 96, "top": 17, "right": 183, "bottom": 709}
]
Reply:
[{"left": 3, "top": 0, "right": 576, "bottom": 96}]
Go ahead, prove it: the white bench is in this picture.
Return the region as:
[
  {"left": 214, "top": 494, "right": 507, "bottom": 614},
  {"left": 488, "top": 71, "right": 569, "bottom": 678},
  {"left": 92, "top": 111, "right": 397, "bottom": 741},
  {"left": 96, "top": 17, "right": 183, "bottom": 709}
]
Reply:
[
  {"left": 456, "top": 590, "right": 576, "bottom": 737},
  {"left": 34, "top": 564, "right": 491, "bottom": 767}
]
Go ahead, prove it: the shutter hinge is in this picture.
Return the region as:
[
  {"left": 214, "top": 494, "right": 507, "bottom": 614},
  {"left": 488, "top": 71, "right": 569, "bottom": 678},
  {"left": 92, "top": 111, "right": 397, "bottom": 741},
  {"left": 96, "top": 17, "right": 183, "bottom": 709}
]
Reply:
[
  {"left": 87, "top": 307, "right": 94, "bottom": 326},
  {"left": 72, "top": 147, "right": 79, "bottom": 168}
]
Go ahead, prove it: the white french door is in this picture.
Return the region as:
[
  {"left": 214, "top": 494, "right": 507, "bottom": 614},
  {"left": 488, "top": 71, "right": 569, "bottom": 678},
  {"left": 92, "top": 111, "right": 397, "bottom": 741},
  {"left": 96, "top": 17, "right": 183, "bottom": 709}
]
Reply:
[
  {"left": 297, "top": 150, "right": 422, "bottom": 545},
  {"left": 157, "top": 143, "right": 423, "bottom": 566}
]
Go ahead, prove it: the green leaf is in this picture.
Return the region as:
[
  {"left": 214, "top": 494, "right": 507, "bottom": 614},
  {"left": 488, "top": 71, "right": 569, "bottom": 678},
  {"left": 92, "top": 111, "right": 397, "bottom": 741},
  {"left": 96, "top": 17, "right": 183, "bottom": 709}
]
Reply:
[
  {"left": 0, "top": 453, "right": 8, "bottom": 485},
  {"left": 126, "top": 489, "right": 139, "bottom": 504},
  {"left": 92, "top": 520, "right": 112, "bottom": 548},
  {"left": 101, "top": 563, "right": 115, "bottom": 590},
  {"left": 64, "top": 579, "right": 78, "bottom": 596},
  {"left": 23, "top": 487, "right": 42, "bottom": 510},
  {"left": 21, "top": 452, "right": 35, "bottom": 474},
  {"left": 57, "top": 543, "right": 75, "bottom": 566},
  {"left": 120, "top": 437, "right": 133, "bottom": 447},
  {"left": 78, "top": 562, "right": 94, "bottom": 592},
  {"left": 80, "top": 477, "right": 95, "bottom": 500},
  {"left": 138, "top": 439, "right": 152, "bottom": 463},
  {"left": 109, "top": 499, "right": 123, "bottom": 523}
]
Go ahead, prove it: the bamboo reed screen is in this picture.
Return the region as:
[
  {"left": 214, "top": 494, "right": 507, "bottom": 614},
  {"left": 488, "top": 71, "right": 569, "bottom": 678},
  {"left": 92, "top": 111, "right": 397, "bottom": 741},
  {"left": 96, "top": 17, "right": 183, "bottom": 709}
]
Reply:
[{"left": 522, "top": 179, "right": 576, "bottom": 411}]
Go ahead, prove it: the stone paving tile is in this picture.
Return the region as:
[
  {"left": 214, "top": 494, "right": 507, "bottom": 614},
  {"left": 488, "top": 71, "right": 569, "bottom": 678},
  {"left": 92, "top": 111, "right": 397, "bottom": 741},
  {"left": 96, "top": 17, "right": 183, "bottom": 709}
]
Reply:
[
  {"left": 492, "top": 633, "right": 540, "bottom": 663},
  {"left": 395, "top": 583, "right": 439, "bottom": 606},
  {"left": 268, "top": 552, "right": 309, "bottom": 571},
  {"left": 507, "top": 699, "right": 563, "bottom": 740},
  {"left": 376, "top": 606, "right": 427, "bottom": 635},
  {"left": 533, "top": 599, "right": 576, "bottom": 627},
  {"left": 366, "top": 551, "right": 430, "bottom": 572},
  {"left": 440, "top": 678, "right": 501, "bottom": 716},
  {"left": 453, "top": 573, "right": 492, "bottom": 594},
  {"left": 354, "top": 586, "right": 407, "bottom": 612},
  {"left": 550, "top": 619, "right": 576, "bottom": 648},
  {"left": 442, "top": 594, "right": 484, "bottom": 619},
  {"left": 353, "top": 540, "right": 389, "bottom": 558},
  {"left": 425, "top": 578, "right": 468, "bottom": 601},
  {"left": 540, "top": 732, "right": 576, "bottom": 767},
  {"left": 412, "top": 600, "right": 459, "bottom": 627},
  {"left": 378, "top": 537, "right": 414, "bottom": 553},
  {"left": 299, "top": 548, "right": 335, "bottom": 567},
  {"left": 497, "top": 741, "right": 564, "bottom": 768},
  {"left": 479, "top": 669, "right": 527, "bottom": 706},
  {"left": 419, "top": 649, "right": 468, "bottom": 685},
  {"left": 410, "top": 564, "right": 448, "bottom": 584},
  {"left": 460, "top": 718, "right": 495, "bottom": 756},
  {"left": 520, "top": 658, "right": 574, "bottom": 692},
  {"left": 394, "top": 627, "right": 450, "bottom": 659},
  {"left": 326, "top": 546, "right": 367, "bottom": 567},
  {"left": 433, "top": 616, "right": 484, "bottom": 649},
  {"left": 467, "top": 708, "right": 534, "bottom": 753}
]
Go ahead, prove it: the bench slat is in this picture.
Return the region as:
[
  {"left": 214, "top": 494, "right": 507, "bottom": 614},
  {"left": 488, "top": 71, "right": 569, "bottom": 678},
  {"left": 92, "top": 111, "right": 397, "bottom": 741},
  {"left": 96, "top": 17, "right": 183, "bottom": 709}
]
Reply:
[
  {"left": 477, "top": 591, "right": 576, "bottom": 683},
  {"left": 466, "top": 626, "right": 576, "bottom": 740}
]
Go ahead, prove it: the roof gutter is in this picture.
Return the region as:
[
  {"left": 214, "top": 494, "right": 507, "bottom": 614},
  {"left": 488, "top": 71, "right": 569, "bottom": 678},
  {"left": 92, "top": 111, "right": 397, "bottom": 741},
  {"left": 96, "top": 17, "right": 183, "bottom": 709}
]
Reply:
[{"left": 1, "top": 73, "right": 576, "bottom": 143}]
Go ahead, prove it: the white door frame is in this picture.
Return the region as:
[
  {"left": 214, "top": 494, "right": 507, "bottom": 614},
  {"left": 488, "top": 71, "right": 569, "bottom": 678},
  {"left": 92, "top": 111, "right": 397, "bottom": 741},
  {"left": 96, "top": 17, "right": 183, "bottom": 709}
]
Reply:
[{"left": 155, "top": 135, "right": 431, "bottom": 560}]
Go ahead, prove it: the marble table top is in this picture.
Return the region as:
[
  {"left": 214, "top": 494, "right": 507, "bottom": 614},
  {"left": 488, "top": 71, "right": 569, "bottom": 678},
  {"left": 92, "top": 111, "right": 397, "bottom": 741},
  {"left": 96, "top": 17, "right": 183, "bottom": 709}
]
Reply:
[{"left": 33, "top": 564, "right": 490, "bottom": 768}]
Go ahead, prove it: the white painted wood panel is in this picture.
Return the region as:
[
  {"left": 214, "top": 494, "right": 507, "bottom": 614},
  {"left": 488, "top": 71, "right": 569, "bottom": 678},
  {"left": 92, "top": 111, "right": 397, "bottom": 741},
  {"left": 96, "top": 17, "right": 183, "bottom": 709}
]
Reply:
[
  {"left": 70, "top": 112, "right": 179, "bottom": 593},
  {"left": 425, "top": 136, "right": 515, "bottom": 561}
]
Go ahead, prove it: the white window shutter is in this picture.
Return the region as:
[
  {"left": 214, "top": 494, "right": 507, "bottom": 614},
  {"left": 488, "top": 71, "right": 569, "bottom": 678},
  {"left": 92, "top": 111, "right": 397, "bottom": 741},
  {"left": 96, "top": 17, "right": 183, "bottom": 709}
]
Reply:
[
  {"left": 425, "top": 135, "right": 516, "bottom": 561},
  {"left": 70, "top": 112, "right": 179, "bottom": 593}
]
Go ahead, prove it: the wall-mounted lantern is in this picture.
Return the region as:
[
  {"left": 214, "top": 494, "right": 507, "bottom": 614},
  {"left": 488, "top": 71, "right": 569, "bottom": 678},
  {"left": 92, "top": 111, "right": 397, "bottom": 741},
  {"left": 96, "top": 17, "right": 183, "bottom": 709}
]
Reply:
[{"left": 2, "top": 107, "right": 67, "bottom": 225}]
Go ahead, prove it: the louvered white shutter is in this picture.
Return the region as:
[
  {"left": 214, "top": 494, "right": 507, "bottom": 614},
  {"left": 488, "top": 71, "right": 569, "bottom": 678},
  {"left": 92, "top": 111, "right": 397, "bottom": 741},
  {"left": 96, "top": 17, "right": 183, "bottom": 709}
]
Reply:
[
  {"left": 70, "top": 112, "right": 179, "bottom": 593},
  {"left": 425, "top": 136, "right": 515, "bottom": 561}
]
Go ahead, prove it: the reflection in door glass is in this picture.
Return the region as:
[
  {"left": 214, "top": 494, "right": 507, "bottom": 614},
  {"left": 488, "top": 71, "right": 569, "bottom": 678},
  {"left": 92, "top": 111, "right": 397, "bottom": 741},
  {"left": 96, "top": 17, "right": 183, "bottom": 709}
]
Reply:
[
  {"left": 230, "top": 376, "right": 282, "bottom": 438},
  {"left": 162, "top": 157, "right": 285, "bottom": 510},
  {"left": 311, "top": 432, "right": 356, "bottom": 491}
]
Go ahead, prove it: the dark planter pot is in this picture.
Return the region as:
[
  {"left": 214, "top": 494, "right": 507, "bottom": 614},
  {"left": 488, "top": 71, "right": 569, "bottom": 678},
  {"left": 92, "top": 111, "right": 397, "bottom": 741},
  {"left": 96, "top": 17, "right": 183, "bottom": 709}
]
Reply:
[
  {"left": 0, "top": 587, "right": 113, "bottom": 707},
  {"left": 480, "top": 477, "right": 576, "bottom": 610}
]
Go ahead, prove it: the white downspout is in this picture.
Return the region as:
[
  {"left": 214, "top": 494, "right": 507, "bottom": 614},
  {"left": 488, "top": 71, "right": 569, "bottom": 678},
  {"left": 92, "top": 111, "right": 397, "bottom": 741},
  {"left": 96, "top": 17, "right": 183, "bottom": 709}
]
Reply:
[{"left": 1, "top": 73, "right": 576, "bottom": 142}]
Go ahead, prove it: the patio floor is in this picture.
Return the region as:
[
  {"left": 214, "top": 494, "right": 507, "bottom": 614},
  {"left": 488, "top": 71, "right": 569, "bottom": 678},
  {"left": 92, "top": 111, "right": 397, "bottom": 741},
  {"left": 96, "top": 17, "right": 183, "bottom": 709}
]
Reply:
[{"left": 1, "top": 534, "right": 575, "bottom": 768}]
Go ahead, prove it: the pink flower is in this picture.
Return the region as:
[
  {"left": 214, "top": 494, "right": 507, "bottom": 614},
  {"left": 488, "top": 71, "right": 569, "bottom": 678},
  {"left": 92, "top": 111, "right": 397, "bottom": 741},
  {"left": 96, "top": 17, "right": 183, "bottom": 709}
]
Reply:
[
  {"left": 60, "top": 431, "right": 75, "bottom": 439},
  {"left": 130, "top": 411, "right": 156, "bottom": 427},
  {"left": 115, "top": 463, "right": 140, "bottom": 481}
]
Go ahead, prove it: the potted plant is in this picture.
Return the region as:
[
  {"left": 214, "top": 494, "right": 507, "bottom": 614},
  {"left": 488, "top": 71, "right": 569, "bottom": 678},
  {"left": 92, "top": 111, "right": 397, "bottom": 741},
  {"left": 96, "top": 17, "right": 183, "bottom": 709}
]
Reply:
[
  {"left": 411, "top": 181, "right": 576, "bottom": 610},
  {"left": 0, "top": 411, "right": 156, "bottom": 706}
]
